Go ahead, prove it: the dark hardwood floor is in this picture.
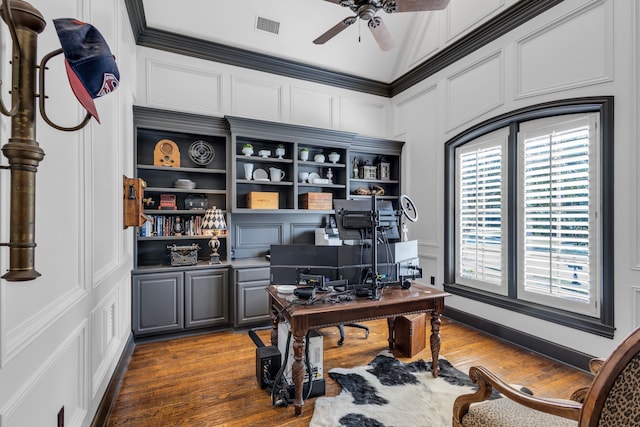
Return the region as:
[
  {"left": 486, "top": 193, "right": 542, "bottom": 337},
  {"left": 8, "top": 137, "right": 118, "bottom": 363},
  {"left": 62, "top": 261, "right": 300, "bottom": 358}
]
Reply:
[{"left": 106, "top": 318, "right": 593, "bottom": 426}]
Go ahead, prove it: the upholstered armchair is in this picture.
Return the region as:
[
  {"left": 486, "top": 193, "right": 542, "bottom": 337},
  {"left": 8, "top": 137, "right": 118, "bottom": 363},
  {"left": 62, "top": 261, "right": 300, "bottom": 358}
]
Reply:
[{"left": 452, "top": 327, "right": 640, "bottom": 426}]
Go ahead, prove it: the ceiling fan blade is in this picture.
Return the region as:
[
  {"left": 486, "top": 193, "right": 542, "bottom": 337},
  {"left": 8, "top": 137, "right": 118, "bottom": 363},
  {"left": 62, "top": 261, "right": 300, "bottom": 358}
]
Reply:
[
  {"left": 384, "top": 0, "right": 450, "bottom": 13},
  {"left": 313, "top": 16, "right": 357, "bottom": 44},
  {"left": 368, "top": 17, "right": 395, "bottom": 51}
]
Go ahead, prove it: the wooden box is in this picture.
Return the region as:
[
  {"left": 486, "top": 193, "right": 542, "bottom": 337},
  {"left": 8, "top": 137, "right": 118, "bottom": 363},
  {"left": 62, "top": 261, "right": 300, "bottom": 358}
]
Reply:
[
  {"left": 394, "top": 313, "right": 426, "bottom": 357},
  {"left": 247, "top": 192, "right": 279, "bottom": 209},
  {"left": 300, "top": 192, "right": 332, "bottom": 210}
]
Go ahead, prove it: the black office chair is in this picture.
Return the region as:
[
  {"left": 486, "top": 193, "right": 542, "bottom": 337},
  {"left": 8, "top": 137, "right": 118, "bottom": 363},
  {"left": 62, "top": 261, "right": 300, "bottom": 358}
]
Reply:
[
  {"left": 336, "top": 323, "right": 369, "bottom": 346},
  {"left": 299, "top": 274, "right": 370, "bottom": 346}
]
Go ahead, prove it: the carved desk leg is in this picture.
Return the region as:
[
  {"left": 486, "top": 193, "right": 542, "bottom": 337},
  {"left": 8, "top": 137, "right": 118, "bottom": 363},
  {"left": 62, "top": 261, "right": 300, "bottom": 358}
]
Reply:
[
  {"left": 292, "top": 332, "right": 306, "bottom": 416},
  {"left": 430, "top": 310, "right": 442, "bottom": 377},
  {"left": 387, "top": 316, "right": 396, "bottom": 350},
  {"left": 270, "top": 302, "right": 279, "bottom": 347}
]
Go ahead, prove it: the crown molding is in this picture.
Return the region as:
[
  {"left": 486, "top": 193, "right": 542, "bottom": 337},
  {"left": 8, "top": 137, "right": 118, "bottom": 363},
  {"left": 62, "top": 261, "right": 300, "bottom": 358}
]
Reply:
[{"left": 124, "top": 0, "right": 564, "bottom": 98}]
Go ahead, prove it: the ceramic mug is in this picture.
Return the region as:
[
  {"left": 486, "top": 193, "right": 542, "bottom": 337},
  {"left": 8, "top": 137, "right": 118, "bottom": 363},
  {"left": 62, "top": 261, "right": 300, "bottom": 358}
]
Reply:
[{"left": 270, "top": 167, "right": 285, "bottom": 182}]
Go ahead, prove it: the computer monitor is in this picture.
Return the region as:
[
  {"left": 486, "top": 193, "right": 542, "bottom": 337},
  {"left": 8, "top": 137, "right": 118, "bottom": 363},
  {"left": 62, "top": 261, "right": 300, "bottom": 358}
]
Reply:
[{"left": 333, "top": 197, "right": 400, "bottom": 242}]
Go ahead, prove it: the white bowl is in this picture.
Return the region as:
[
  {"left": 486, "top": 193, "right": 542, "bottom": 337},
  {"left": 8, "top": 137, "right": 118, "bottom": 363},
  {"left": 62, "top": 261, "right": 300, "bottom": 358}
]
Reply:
[
  {"left": 259, "top": 150, "right": 271, "bottom": 158},
  {"left": 314, "top": 154, "right": 325, "bottom": 163}
]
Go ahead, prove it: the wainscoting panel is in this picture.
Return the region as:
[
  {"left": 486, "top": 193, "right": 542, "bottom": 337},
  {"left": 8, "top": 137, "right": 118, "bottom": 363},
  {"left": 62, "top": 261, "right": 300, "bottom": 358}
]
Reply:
[
  {"left": 145, "top": 58, "right": 223, "bottom": 115},
  {"left": 289, "top": 222, "right": 320, "bottom": 245},
  {"left": 233, "top": 222, "right": 284, "bottom": 258},
  {"left": 339, "top": 97, "right": 387, "bottom": 137},
  {"left": 446, "top": 50, "right": 504, "bottom": 131},
  {"left": 231, "top": 76, "right": 283, "bottom": 122},
  {"left": 515, "top": 0, "right": 612, "bottom": 98},
  {"left": 0, "top": 323, "right": 87, "bottom": 426},
  {"left": 91, "top": 286, "right": 120, "bottom": 398},
  {"left": 290, "top": 86, "right": 334, "bottom": 129}
]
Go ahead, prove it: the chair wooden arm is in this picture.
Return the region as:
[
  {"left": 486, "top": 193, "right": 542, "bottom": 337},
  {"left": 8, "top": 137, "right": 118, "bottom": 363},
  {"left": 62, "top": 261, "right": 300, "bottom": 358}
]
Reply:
[
  {"left": 569, "top": 357, "right": 603, "bottom": 403},
  {"left": 453, "top": 366, "right": 583, "bottom": 425}
]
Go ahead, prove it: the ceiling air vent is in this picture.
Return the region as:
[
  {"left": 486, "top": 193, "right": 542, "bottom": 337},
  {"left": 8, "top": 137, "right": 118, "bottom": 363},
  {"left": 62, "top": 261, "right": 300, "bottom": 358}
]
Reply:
[{"left": 256, "top": 16, "right": 280, "bottom": 35}]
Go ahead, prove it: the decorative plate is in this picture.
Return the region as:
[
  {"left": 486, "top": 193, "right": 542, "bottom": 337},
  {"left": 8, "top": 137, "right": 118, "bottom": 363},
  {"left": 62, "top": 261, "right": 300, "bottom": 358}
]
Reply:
[
  {"left": 253, "top": 168, "right": 268, "bottom": 180},
  {"left": 188, "top": 140, "right": 215, "bottom": 166},
  {"left": 308, "top": 172, "right": 320, "bottom": 181}
]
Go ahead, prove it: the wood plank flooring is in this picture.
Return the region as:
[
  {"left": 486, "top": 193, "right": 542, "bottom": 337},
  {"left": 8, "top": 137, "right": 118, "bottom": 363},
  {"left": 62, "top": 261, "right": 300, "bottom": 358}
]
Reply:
[{"left": 106, "top": 318, "right": 593, "bottom": 426}]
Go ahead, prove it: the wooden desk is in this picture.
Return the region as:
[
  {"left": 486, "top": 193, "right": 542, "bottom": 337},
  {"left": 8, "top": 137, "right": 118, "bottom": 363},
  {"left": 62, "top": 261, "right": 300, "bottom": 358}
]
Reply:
[{"left": 267, "top": 282, "right": 449, "bottom": 416}]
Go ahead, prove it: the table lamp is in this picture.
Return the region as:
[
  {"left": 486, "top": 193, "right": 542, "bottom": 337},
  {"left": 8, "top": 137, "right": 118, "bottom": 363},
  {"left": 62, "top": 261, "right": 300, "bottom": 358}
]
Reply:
[{"left": 201, "top": 207, "right": 227, "bottom": 263}]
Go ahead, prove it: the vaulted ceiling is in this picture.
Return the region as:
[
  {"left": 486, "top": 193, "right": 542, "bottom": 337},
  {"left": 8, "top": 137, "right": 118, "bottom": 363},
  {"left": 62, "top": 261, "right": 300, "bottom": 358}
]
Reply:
[{"left": 126, "top": 0, "right": 563, "bottom": 97}]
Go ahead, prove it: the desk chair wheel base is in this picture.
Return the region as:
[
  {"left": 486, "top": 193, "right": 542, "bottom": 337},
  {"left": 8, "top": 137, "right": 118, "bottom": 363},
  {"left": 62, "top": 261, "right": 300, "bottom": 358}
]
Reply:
[{"left": 337, "top": 323, "right": 370, "bottom": 346}]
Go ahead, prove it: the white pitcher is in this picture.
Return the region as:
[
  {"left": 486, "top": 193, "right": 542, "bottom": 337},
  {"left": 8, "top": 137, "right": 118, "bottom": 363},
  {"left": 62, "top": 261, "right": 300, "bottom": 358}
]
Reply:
[{"left": 269, "top": 167, "right": 285, "bottom": 182}]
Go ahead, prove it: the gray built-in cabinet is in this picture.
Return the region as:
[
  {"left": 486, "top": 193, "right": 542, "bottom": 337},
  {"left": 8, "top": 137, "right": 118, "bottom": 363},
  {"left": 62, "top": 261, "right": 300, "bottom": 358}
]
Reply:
[{"left": 131, "top": 106, "right": 403, "bottom": 339}]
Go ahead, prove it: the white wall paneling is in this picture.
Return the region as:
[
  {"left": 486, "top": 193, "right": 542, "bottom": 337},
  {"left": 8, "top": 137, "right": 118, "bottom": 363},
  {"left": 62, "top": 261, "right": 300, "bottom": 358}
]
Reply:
[
  {"left": 91, "top": 285, "right": 120, "bottom": 397},
  {"left": 231, "top": 76, "right": 283, "bottom": 122},
  {"left": 446, "top": 50, "right": 505, "bottom": 131},
  {"left": 0, "top": 323, "right": 88, "bottom": 427},
  {"left": 0, "top": 0, "right": 135, "bottom": 425},
  {"left": 515, "top": 0, "right": 613, "bottom": 98},
  {"left": 289, "top": 86, "right": 334, "bottom": 129},
  {"left": 339, "top": 97, "right": 387, "bottom": 136},
  {"left": 392, "top": 0, "right": 636, "bottom": 355},
  {"left": 146, "top": 58, "right": 223, "bottom": 116}
]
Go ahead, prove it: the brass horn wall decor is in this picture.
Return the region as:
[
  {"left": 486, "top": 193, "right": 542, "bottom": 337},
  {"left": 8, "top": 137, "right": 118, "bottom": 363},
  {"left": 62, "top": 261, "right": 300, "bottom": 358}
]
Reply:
[{"left": 0, "top": 0, "right": 94, "bottom": 281}]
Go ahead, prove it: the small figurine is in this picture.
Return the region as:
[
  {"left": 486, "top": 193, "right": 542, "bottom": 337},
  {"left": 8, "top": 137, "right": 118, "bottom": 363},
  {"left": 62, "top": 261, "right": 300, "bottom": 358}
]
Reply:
[
  {"left": 352, "top": 157, "right": 359, "bottom": 178},
  {"left": 173, "top": 216, "right": 183, "bottom": 236}
]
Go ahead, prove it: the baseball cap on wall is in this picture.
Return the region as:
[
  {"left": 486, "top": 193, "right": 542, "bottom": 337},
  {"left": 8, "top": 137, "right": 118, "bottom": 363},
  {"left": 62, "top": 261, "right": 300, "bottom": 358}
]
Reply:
[{"left": 53, "top": 18, "right": 120, "bottom": 124}]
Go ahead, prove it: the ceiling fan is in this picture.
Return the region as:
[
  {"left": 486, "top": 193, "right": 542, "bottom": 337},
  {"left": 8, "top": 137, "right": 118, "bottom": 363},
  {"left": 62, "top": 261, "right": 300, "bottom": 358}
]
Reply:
[{"left": 314, "top": 0, "right": 450, "bottom": 51}]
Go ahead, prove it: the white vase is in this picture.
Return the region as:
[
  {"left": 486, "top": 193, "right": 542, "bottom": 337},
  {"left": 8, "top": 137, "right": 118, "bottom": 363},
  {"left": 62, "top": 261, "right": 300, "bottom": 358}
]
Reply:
[
  {"left": 300, "top": 150, "right": 309, "bottom": 161},
  {"left": 244, "top": 163, "right": 254, "bottom": 180}
]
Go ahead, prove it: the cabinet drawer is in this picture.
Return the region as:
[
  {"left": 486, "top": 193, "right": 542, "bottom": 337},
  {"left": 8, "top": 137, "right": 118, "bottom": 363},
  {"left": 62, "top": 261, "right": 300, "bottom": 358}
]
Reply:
[{"left": 235, "top": 267, "right": 270, "bottom": 283}]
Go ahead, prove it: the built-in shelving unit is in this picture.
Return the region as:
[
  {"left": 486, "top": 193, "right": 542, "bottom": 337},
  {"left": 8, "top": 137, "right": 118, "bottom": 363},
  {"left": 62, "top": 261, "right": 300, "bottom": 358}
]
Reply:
[
  {"left": 227, "top": 116, "right": 402, "bottom": 214},
  {"left": 133, "top": 106, "right": 230, "bottom": 269}
]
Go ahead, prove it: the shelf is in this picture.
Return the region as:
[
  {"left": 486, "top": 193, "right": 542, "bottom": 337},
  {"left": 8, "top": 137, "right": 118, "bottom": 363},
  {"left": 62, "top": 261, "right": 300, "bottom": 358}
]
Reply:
[
  {"left": 138, "top": 235, "right": 228, "bottom": 241},
  {"left": 143, "top": 209, "right": 222, "bottom": 215},
  {"left": 299, "top": 160, "right": 346, "bottom": 168},
  {"left": 299, "top": 183, "right": 345, "bottom": 189},
  {"left": 349, "top": 194, "right": 399, "bottom": 200},
  {"left": 145, "top": 187, "right": 227, "bottom": 194},
  {"left": 350, "top": 178, "right": 400, "bottom": 184},
  {"left": 237, "top": 179, "right": 293, "bottom": 186},
  {"left": 137, "top": 164, "right": 226, "bottom": 174},
  {"left": 236, "top": 155, "right": 293, "bottom": 164}
]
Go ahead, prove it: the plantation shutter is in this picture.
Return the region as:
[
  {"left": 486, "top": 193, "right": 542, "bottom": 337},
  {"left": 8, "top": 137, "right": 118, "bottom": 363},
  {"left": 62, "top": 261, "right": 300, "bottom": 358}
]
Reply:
[
  {"left": 518, "top": 114, "right": 599, "bottom": 315},
  {"left": 455, "top": 128, "right": 508, "bottom": 294}
]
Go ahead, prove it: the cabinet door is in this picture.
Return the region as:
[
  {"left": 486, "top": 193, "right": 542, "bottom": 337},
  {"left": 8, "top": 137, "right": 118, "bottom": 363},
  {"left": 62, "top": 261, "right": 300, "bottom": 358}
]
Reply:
[
  {"left": 185, "top": 269, "right": 229, "bottom": 328},
  {"left": 234, "top": 267, "right": 271, "bottom": 327},
  {"left": 133, "top": 272, "right": 184, "bottom": 336}
]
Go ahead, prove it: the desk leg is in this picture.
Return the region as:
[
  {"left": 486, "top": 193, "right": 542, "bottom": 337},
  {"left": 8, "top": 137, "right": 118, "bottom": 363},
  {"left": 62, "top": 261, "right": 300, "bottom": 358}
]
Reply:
[
  {"left": 292, "top": 333, "right": 306, "bottom": 416},
  {"left": 387, "top": 317, "right": 396, "bottom": 350},
  {"left": 430, "top": 311, "right": 442, "bottom": 377}
]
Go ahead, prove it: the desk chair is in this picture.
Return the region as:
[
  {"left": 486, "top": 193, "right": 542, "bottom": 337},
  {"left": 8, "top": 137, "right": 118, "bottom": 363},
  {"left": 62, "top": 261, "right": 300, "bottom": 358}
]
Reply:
[
  {"left": 336, "top": 323, "right": 369, "bottom": 346},
  {"left": 301, "top": 274, "right": 370, "bottom": 347}
]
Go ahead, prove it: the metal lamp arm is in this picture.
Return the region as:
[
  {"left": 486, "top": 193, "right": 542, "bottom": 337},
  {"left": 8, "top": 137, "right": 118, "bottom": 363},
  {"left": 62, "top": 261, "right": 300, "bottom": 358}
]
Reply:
[
  {"left": 38, "top": 48, "right": 91, "bottom": 132},
  {"left": 0, "top": 0, "right": 22, "bottom": 117}
]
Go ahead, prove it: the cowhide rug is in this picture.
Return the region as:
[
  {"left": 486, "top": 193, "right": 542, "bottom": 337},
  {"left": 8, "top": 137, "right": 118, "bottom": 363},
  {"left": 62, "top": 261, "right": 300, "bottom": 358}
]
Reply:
[{"left": 310, "top": 351, "right": 501, "bottom": 427}]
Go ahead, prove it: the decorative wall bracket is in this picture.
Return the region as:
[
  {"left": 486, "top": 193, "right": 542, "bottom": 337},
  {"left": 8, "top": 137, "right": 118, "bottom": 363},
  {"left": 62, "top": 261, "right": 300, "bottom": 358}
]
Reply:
[{"left": 0, "top": 1, "right": 94, "bottom": 281}]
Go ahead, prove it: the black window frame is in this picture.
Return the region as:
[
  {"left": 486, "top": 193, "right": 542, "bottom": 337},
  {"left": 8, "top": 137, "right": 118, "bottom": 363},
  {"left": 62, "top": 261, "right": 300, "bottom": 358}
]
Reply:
[{"left": 444, "top": 97, "right": 615, "bottom": 338}]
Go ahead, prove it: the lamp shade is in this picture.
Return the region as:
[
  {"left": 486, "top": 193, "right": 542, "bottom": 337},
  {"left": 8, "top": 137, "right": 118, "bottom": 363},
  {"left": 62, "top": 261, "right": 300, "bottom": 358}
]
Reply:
[{"left": 201, "top": 208, "right": 226, "bottom": 235}]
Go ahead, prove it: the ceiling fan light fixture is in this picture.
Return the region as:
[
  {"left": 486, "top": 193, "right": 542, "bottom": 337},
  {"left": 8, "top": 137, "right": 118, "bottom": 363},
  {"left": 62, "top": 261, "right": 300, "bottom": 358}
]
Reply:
[{"left": 358, "top": 4, "right": 377, "bottom": 21}]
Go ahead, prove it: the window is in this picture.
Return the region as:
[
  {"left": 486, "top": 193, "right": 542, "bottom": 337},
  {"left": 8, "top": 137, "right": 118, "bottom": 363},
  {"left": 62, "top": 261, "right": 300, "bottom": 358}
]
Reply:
[{"left": 444, "top": 98, "right": 614, "bottom": 337}]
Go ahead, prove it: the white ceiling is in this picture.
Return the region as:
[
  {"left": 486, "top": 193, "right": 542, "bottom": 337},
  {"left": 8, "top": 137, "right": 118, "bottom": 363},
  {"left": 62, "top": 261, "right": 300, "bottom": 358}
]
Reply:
[{"left": 141, "top": 0, "right": 451, "bottom": 83}]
